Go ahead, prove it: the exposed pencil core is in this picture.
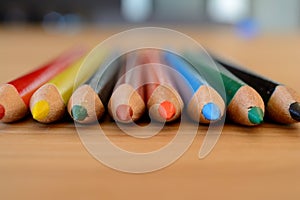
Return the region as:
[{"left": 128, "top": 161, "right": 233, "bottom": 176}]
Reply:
[
  {"left": 202, "top": 102, "right": 221, "bottom": 121},
  {"left": 32, "top": 100, "right": 50, "bottom": 121},
  {"left": 289, "top": 102, "right": 300, "bottom": 121},
  {"left": 116, "top": 104, "right": 133, "bottom": 122},
  {"left": 0, "top": 104, "right": 5, "bottom": 120},
  {"left": 71, "top": 105, "right": 88, "bottom": 121},
  {"left": 158, "top": 101, "right": 176, "bottom": 120},
  {"left": 248, "top": 107, "right": 264, "bottom": 125}
]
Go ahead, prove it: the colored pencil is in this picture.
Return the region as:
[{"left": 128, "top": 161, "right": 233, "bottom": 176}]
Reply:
[
  {"left": 212, "top": 54, "right": 300, "bottom": 124},
  {"left": 30, "top": 51, "right": 106, "bottom": 123},
  {"left": 164, "top": 51, "right": 225, "bottom": 123},
  {"left": 184, "top": 52, "right": 265, "bottom": 126},
  {"left": 0, "top": 47, "right": 86, "bottom": 123},
  {"left": 67, "top": 55, "right": 121, "bottom": 124},
  {"left": 108, "top": 52, "right": 146, "bottom": 123},
  {"left": 139, "top": 49, "right": 184, "bottom": 122}
]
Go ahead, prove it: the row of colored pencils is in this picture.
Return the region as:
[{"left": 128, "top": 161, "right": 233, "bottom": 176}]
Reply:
[{"left": 0, "top": 47, "right": 299, "bottom": 126}]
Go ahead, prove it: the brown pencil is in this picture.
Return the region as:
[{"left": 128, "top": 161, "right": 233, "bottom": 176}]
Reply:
[{"left": 108, "top": 52, "right": 146, "bottom": 123}]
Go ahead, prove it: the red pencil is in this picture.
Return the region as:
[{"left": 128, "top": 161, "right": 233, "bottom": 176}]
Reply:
[
  {"left": 138, "top": 49, "right": 184, "bottom": 122},
  {"left": 0, "top": 47, "right": 87, "bottom": 122}
]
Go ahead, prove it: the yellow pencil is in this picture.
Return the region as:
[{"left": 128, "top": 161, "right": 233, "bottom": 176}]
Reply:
[{"left": 30, "top": 51, "right": 106, "bottom": 123}]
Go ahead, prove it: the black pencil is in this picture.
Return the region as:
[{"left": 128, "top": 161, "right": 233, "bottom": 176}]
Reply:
[{"left": 212, "top": 54, "right": 300, "bottom": 124}]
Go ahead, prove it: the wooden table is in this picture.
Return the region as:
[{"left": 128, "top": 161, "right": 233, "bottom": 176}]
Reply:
[{"left": 1, "top": 26, "right": 300, "bottom": 200}]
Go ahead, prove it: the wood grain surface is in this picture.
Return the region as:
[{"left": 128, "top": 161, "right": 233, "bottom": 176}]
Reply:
[{"left": 0, "top": 26, "right": 300, "bottom": 200}]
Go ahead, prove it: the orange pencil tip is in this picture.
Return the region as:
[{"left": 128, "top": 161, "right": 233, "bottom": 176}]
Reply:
[
  {"left": 116, "top": 104, "right": 133, "bottom": 122},
  {"left": 0, "top": 104, "right": 5, "bottom": 120},
  {"left": 158, "top": 101, "right": 176, "bottom": 120}
]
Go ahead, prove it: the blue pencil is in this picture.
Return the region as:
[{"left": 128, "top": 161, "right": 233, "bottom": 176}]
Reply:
[{"left": 164, "top": 51, "right": 225, "bottom": 123}]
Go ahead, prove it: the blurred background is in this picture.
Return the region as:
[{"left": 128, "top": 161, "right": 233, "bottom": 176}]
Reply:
[{"left": 1, "top": 0, "right": 300, "bottom": 34}]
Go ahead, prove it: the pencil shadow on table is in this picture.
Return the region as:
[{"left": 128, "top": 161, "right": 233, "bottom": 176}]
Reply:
[
  {"left": 110, "top": 110, "right": 182, "bottom": 128},
  {"left": 0, "top": 114, "right": 37, "bottom": 130},
  {"left": 222, "top": 116, "right": 300, "bottom": 136}
]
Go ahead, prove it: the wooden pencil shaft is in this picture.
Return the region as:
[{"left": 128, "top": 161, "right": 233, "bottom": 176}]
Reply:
[
  {"left": 212, "top": 55, "right": 279, "bottom": 103},
  {"left": 122, "top": 54, "right": 133, "bottom": 84},
  {"left": 184, "top": 53, "right": 265, "bottom": 126},
  {"left": 31, "top": 48, "right": 108, "bottom": 124},
  {"left": 127, "top": 52, "right": 147, "bottom": 84},
  {"left": 211, "top": 55, "right": 300, "bottom": 124},
  {"left": 67, "top": 52, "right": 114, "bottom": 124},
  {"left": 108, "top": 52, "right": 147, "bottom": 123},
  {"left": 7, "top": 47, "right": 86, "bottom": 105},
  {"left": 136, "top": 49, "right": 183, "bottom": 122},
  {"left": 121, "top": 49, "right": 173, "bottom": 91},
  {"left": 163, "top": 51, "right": 225, "bottom": 123},
  {"left": 86, "top": 56, "right": 121, "bottom": 105},
  {"left": 67, "top": 84, "right": 105, "bottom": 123},
  {"left": 137, "top": 49, "right": 181, "bottom": 99},
  {"left": 108, "top": 83, "right": 145, "bottom": 123},
  {"left": 49, "top": 50, "right": 106, "bottom": 104},
  {"left": 160, "top": 52, "right": 195, "bottom": 104},
  {"left": 0, "top": 84, "right": 27, "bottom": 122},
  {"left": 140, "top": 49, "right": 176, "bottom": 87},
  {"left": 49, "top": 57, "right": 85, "bottom": 104},
  {"left": 121, "top": 52, "right": 147, "bottom": 100},
  {"left": 138, "top": 50, "right": 160, "bottom": 99},
  {"left": 184, "top": 52, "right": 247, "bottom": 105},
  {"left": 113, "top": 53, "right": 139, "bottom": 87},
  {"left": 164, "top": 51, "right": 205, "bottom": 92}
]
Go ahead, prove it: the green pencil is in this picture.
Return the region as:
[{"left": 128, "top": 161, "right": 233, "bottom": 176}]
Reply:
[
  {"left": 184, "top": 52, "right": 265, "bottom": 126},
  {"left": 68, "top": 54, "right": 120, "bottom": 124}
]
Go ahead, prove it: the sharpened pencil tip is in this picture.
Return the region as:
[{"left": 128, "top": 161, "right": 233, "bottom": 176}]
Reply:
[
  {"left": 289, "top": 102, "right": 300, "bottom": 121},
  {"left": 0, "top": 104, "right": 5, "bottom": 120},
  {"left": 71, "top": 105, "right": 88, "bottom": 121},
  {"left": 248, "top": 107, "right": 264, "bottom": 125},
  {"left": 158, "top": 101, "right": 176, "bottom": 120},
  {"left": 202, "top": 102, "right": 221, "bottom": 121},
  {"left": 116, "top": 104, "right": 133, "bottom": 122},
  {"left": 32, "top": 100, "right": 50, "bottom": 121}
]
